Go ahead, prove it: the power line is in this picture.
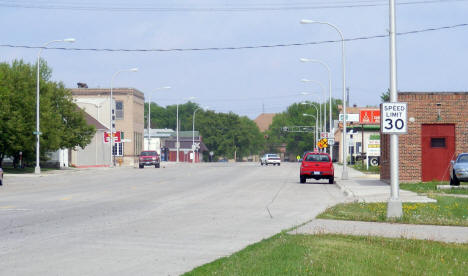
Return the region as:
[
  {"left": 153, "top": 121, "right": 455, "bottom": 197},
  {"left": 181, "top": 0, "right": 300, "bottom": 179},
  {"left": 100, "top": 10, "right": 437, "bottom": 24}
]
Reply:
[
  {"left": 0, "top": 0, "right": 466, "bottom": 12},
  {"left": 1, "top": 23, "right": 466, "bottom": 53}
]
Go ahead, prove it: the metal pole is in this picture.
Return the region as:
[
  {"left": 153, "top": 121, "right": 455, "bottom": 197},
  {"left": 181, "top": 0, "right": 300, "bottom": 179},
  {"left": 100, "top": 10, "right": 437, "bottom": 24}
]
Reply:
[
  {"left": 300, "top": 61, "right": 333, "bottom": 158},
  {"left": 300, "top": 21, "right": 347, "bottom": 176},
  {"left": 387, "top": 0, "right": 403, "bottom": 218},
  {"left": 110, "top": 75, "right": 115, "bottom": 167},
  {"left": 192, "top": 108, "right": 200, "bottom": 164},
  {"left": 147, "top": 95, "right": 151, "bottom": 150},
  {"left": 176, "top": 103, "right": 179, "bottom": 163},
  {"left": 35, "top": 40, "right": 65, "bottom": 174}
]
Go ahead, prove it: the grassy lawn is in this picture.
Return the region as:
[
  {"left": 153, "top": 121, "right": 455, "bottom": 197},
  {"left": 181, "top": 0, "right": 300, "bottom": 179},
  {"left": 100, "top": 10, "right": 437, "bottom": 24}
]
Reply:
[
  {"left": 401, "top": 181, "right": 468, "bottom": 195},
  {"left": 317, "top": 196, "right": 468, "bottom": 226},
  {"left": 2, "top": 166, "right": 58, "bottom": 174},
  {"left": 351, "top": 162, "right": 380, "bottom": 174},
  {"left": 184, "top": 233, "right": 468, "bottom": 276}
]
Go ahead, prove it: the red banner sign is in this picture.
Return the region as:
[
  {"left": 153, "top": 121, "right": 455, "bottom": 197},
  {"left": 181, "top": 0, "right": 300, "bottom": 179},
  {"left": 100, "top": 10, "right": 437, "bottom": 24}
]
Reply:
[
  {"left": 359, "top": 110, "right": 380, "bottom": 124},
  {"left": 104, "top": 131, "right": 121, "bottom": 143}
]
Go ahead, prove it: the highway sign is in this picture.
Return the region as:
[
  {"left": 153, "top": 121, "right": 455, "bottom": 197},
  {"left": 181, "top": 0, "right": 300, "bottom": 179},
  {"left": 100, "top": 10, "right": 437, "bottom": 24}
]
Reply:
[{"left": 381, "top": 102, "right": 407, "bottom": 134}]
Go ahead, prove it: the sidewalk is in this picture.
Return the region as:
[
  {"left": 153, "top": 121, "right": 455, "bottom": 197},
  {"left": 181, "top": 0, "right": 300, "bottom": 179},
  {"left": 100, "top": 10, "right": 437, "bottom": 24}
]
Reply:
[
  {"left": 333, "top": 164, "right": 436, "bottom": 203},
  {"left": 291, "top": 165, "right": 468, "bottom": 244},
  {"left": 293, "top": 219, "right": 468, "bottom": 244}
]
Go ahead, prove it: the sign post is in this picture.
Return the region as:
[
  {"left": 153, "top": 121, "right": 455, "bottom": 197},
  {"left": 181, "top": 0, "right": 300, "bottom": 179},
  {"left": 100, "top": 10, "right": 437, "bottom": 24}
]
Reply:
[{"left": 386, "top": 0, "right": 404, "bottom": 219}]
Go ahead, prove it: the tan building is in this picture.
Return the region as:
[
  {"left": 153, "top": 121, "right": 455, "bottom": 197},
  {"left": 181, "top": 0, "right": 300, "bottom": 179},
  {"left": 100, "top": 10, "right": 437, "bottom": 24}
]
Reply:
[{"left": 71, "top": 88, "right": 145, "bottom": 166}]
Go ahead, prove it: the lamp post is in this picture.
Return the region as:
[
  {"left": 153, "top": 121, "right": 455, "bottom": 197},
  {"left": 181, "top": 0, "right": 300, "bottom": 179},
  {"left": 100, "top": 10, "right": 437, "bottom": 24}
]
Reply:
[
  {"left": 300, "top": 19, "right": 348, "bottom": 179},
  {"left": 176, "top": 96, "right": 196, "bottom": 163},
  {"left": 109, "top": 67, "right": 138, "bottom": 167},
  {"left": 301, "top": 102, "right": 319, "bottom": 148},
  {"left": 303, "top": 113, "right": 318, "bottom": 150},
  {"left": 35, "top": 38, "right": 75, "bottom": 174},
  {"left": 192, "top": 106, "right": 209, "bottom": 164},
  {"left": 301, "top": 79, "right": 327, "bottom": 133},
  {"left": 299, "top": 58, "right": 334, "bottom": 160},
  {"left": 301, "top": 92, "right": 322, "bottom": 132},
  {"left": 146, "top": 86, "right": 171, "bottom": 150}
]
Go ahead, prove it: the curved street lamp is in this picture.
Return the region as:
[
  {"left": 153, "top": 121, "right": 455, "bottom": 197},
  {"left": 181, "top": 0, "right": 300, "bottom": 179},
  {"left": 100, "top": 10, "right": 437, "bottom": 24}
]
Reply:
[
  {"left": 300, "top": 19, "right": 348, "bottom": 179},
  {"left": 35, "top": 38, "right": 75, "bottom": 174},
  {"left": 301, "top": 79, "right": 327, "bottom": 133},
  {"left": 299, "top": 58, "right": 334, "bottom": 160}
]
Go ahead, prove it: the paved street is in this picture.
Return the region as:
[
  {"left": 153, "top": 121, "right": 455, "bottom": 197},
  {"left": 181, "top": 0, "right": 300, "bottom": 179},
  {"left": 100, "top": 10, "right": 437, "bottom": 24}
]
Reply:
[{"left": 0, "top": 162, "right": 345, "bottom": 276}]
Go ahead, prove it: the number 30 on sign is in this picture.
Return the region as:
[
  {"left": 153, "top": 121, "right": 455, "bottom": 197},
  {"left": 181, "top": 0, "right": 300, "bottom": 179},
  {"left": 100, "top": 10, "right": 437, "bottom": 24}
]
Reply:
[{"left": 380, "top": 102, "right": 408, "bottom": 134}]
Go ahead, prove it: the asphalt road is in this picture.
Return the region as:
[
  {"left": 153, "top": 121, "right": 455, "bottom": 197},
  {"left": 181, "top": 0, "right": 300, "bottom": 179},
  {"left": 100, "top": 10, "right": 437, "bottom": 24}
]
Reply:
[{"left": 0, "top": 162, "right": 345, "bottom": 276}]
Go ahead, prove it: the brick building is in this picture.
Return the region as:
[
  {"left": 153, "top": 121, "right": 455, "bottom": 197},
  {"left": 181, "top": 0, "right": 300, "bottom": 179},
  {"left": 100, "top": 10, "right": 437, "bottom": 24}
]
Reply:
[{"left": 381, "top": 92, "right": 468, "bottom": 182}]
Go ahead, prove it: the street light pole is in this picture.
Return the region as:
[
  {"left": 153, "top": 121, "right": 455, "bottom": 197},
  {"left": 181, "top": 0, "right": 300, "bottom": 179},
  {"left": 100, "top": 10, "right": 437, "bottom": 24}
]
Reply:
[
  {"left": 176, "top": 96, "right": 196, "bottom": 163},
  {"left": 147, "top": 86, "right": 171, "bottom": 150},
  {"left": 301, "top": 92, "right": 321, "bottom": 132},
  {"left": 35, "top": 38, "right": 75, "bottom": 174},
  {"left": 300, "top": 20, "right": 348, "bottom": 179},
  {"left": 109, "top": 68, "right": 138, "bottom": 167},
  {"left": 301, "top": 79, "right": 327, "bottom": 134},
  {"left": 303, "top": 113, "right": 318, "bottom": 150},
  {"left": 299, "top": 58, "right": 333, "bottom": 160},
  {"left": 387, "top": 0, "right": 403, "bottom": 218}
]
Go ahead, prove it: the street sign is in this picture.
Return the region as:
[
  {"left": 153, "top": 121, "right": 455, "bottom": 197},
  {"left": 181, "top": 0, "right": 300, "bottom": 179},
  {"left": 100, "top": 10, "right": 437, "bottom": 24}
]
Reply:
[
  {"left": 104, "top": 131, "right": 121, "bottom": 143},
  {"left": 381, "top": 102, "right": 407, "bottom": 134},
  {"left": 317, "top": 138, "right": 328, "bottom": 149},
  {"left": 359, "top": 110, "right": 380, "bottom": 124},
  {"left": 339, "top": 114, "right": 359, "bottom": 122},
  {"left": 328, "top": 138, "right": 335, "bottom": 145}
]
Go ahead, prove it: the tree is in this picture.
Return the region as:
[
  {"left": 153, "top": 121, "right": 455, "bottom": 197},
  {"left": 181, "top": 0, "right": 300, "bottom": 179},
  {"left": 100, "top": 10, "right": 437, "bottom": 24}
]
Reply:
[
  {"left": 264, "top": 98, "right": 342, "bottom": 156},
  {"left": 0, "top": 60, "right": 95, "bottom": 167},
  {"left": 381, "top": 89, "right": 390, "bottom": 102}
]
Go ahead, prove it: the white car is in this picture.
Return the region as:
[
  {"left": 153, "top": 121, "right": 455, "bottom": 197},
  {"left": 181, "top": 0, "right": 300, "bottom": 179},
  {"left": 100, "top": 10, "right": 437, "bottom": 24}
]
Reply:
[{"left": 260, "top": 154, "right": 281, "bottom": 166}]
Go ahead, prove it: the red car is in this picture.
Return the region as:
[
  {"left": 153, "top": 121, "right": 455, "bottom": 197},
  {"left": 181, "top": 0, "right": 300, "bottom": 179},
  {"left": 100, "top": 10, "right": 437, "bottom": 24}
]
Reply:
[
  {"left": 139, "top": 151, "right": 160, "bottom": 169},
  {"left": 300, "top": 152, "right": 334, "bottom": 184}
]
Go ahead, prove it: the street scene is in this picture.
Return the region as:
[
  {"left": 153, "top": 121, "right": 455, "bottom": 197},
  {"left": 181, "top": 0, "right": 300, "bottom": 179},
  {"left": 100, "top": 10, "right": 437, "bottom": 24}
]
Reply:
[{"left": 1, "top": 0, "right": 468, "bottom": 275}]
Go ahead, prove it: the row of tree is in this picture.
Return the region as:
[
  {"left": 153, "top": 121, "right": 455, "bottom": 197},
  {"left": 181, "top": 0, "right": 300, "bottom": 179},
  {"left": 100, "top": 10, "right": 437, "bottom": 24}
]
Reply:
[
  {"left": 146, "top": 98, "right": 342, "bottom": 160},
  {"left": 145, "top": 102, "right": 264, "bottom": 160},
  {"left": 0, "top": 60, "right": 95, "bottom": 167}
]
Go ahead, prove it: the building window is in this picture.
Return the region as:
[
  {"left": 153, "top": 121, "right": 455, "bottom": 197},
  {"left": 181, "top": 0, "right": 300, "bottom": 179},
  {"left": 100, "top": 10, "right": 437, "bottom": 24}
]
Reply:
[
  {"left": 113, "top": 142, "right": 124, "bottom": 156},
  {"left": 115, "top": 101, "right": 124, "bottom": 120},
  {"left": 431, "top": 138, "right": 446, "bottom": 148}
]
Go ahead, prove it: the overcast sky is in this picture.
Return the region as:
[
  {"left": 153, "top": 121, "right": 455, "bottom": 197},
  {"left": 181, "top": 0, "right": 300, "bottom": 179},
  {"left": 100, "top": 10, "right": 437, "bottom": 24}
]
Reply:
[{"left": 1, "top": 0, "right": 467, "bottom": 118}]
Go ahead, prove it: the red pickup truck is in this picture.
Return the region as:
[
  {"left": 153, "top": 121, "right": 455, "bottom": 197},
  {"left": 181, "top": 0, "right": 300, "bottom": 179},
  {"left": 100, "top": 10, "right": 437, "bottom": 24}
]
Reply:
[
  {"left": 139, "top": 151, "right": 160, "bottom": 169},
  {"left": 300, "top": 152, "right": 334, "bottom": 184}
]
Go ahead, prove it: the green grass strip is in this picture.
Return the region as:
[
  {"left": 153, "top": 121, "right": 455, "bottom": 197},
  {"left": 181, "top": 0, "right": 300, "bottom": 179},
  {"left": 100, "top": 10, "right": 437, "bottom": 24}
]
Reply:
[
  {"left": 184, "top": 233, "right": 468, "bottom": 276},
  {"left": 317, "top": 196, "right": 468, "bottom": 226}
]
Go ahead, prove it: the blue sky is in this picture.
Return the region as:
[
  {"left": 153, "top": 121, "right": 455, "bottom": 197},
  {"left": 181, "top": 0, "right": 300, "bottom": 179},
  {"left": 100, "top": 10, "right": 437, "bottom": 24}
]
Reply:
[{"left": 1, "top": 0, "right": 467, "bottom": 118}]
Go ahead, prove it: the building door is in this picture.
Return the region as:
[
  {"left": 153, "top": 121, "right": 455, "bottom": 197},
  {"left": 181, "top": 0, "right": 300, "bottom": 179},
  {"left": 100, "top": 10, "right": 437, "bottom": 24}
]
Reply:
[{"left": 421, "top": 124, "right": 455, "bottom": 182}]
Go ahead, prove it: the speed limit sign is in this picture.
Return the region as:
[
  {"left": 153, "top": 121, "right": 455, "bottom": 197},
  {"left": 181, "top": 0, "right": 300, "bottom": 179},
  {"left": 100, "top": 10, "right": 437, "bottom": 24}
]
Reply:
[{"left": 381, "top": 102, "right": 407, "bottom": 134}]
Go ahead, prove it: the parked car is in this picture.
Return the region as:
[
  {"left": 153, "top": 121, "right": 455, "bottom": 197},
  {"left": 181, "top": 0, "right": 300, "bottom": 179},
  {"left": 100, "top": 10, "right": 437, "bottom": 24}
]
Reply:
[
  {"left": 139, "top": 151, "right": 160, "bottom": 169},
  {"left": 300, "top": 152, "right": 334, "bottom": 184},
  {"left": 450, "top": 153, "right": 468, "bottom": 186},
  {"left": 260, "top": 154, "right": 281, "bottom": 166},
  {"left": 0, "top": 167, "right": 3, "bottom": 186}
]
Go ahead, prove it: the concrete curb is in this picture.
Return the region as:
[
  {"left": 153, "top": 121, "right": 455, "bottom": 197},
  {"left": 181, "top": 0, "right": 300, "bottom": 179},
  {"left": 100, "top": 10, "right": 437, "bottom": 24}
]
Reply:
[{"left": 335, "top": 179, "right": 356, "bottom": 199}]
